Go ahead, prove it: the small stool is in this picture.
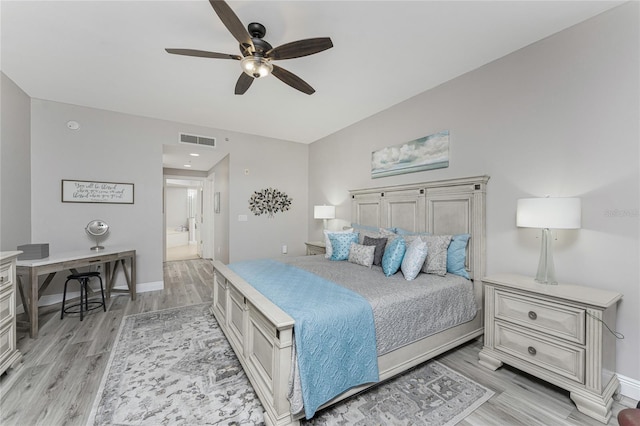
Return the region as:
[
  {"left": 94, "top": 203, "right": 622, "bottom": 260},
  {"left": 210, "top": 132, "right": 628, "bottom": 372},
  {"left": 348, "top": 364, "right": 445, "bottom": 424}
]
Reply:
[{"left": 61, "top": 272, "right": 106, "bottom": 321}]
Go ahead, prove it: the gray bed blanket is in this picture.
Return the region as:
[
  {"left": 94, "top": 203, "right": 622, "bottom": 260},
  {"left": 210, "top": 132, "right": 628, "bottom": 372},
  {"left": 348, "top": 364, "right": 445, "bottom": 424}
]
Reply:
[
  {"left": 282, "top": 255, "right": 478, "bottom": 355},
  {"left": 280, "top": 256, "right": 478, "bottom": 416}
]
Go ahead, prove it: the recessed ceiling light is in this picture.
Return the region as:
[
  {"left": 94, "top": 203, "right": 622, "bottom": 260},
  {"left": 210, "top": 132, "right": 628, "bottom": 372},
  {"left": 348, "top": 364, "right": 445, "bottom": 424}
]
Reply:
[
  {"left": 184, "top": 164, "right": 192, "bottom": 168},
  {"left": 190, "top": 153, "right": 200, "bottom": 157}
]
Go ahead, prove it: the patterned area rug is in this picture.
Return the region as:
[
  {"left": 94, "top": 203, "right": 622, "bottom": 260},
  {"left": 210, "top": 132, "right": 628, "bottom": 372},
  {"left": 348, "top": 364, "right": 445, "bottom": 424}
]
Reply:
[{"left": 88, "top": 304, "right": 493, "bottom": 425}]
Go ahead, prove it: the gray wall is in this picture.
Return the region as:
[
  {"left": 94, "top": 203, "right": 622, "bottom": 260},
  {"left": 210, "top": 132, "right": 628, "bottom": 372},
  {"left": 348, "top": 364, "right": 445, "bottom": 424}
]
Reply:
[
  {"left": 308, "top": 3, "right": 639, "bottom": 384},
  {"left": 212, "top": 155, "right": 230, "bottom": 264},
  {"left": 227, "top": 137, "right": 309, "bottom": 262},
  {"left": 0, "top": 72, "right": 31, "bottom": 251},
  {"left": 28, "top": 98, "right": 308, "bottom": 296},
  {"left": 165, "top": 187, "right": 190, "bottom": 229}
]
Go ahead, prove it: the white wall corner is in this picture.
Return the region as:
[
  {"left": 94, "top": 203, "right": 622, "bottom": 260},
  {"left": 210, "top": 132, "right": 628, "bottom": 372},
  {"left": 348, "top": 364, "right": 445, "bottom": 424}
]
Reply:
[{"left": 618, "top": 373, "right": 640, "bottom": 402}]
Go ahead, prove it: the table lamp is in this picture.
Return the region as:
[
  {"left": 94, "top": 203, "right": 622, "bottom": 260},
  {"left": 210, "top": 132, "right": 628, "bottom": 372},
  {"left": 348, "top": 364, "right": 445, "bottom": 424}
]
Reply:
[
  {"left": 314, "top": 205, "right": 335, "bottom": 230},
  {"left": 516, "top": 197, "right": 581, "bottom": 284}
]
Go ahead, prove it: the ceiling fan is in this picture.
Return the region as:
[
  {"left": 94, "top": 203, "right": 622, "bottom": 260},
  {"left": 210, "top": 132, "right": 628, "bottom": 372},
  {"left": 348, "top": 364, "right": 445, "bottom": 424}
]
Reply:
[{"left": 166, "top": 0, "right": 333, "bottom": 95}]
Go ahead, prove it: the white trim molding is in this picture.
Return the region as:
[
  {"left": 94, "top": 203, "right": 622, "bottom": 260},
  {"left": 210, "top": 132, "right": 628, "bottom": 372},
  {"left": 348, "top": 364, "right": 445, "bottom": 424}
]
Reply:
[{"left": 618, "top": 373, "right": 640, "bottom": 401}]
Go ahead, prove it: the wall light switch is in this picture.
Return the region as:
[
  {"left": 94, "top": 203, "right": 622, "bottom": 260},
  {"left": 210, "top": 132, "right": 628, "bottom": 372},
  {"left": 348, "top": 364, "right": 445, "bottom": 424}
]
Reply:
[
  {"left": 238, "top": 215, "right": 248, "bottom": 222},
  {"left": 282, "top": 245, "right": 287, "bottom": 254}
]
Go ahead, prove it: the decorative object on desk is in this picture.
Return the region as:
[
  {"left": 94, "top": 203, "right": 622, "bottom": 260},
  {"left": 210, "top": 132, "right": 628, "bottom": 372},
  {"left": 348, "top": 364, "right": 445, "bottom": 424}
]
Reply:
[
  {"left": 86, "top": 220, "right": 109, "bottom": 251},
  {"left": 314, "top": 205, "right": 335, "bottom": 230},
  {"left": 62, "top": 179, "right": 134, "bottom": 204},
  {"left": 16, "top": 243, "right": 49, "bottom": 260},
  {"left": 248, "top": 187, "right": 292, "bottom": 218},
  {"left": 371, "top": 130, "right": 449, "bottom": 178},
  {"left": 516, "top": 197, "right": 581, "bottom": 284}
]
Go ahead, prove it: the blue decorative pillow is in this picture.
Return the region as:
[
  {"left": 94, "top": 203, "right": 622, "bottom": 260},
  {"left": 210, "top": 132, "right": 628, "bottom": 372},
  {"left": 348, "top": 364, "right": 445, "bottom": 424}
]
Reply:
[
  {"left": 381, "top": 237, "right": 406, "bottom": 276},
  {"left": 401, "top": 238, "right": 429, "bottom": 280},
  {"left": 447, "top": 234, "right": 470, "bottom": 279},
  {"left": 324, "top": 229, "right": 354, "bottom": 259},
  {"left": 329, "top": 232, "right": 359, "bottom": 261}
]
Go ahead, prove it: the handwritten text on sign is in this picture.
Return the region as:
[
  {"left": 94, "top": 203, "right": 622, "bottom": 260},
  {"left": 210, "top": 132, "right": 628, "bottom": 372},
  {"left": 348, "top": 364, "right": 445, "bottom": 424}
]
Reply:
[{"left": 62, "top": 180, "right": 134, "bottom": 204}]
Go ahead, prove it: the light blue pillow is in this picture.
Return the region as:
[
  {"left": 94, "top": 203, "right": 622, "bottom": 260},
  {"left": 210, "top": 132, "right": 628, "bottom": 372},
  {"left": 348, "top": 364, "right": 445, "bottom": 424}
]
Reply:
[
  {"left": 447, "top": 234, "right": 470, "bottom": 279},
  {"left": 401, "top": 238, "right": 429, "bottom": 280},
  {"left": 329, "top": 232, "right": 359, "bottom": 261},
  {"left": 381, "top": 237, "right": 406, "bottom": 276}
]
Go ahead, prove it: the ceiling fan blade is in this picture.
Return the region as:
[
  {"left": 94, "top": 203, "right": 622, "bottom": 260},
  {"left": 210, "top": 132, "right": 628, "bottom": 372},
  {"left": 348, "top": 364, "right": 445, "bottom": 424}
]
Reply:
[
  {"left": 267, "top": 37, "right": 333, "bottom": 60},
  {"left": 209, "top": 0, "right": 254, "bottom": 53},
  {"left": 235, "top": 73, "right": 254, "bottom": 95},
  {"left": 271, "top": 65, "right": 315, "bottom": 95},
  {"left": 165, "top": 48, "right": 241, "bottom": 60}
]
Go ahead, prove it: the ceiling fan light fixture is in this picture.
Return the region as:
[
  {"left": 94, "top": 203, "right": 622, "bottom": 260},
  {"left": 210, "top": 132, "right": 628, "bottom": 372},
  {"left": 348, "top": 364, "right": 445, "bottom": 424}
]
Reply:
[{"left": 241, "top": 55, "right": 273, "bottom": 78}]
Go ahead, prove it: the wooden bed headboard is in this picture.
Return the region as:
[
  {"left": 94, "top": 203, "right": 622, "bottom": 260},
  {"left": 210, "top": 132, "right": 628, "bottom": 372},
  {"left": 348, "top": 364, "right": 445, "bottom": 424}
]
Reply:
[{"left": 350, "top": 175, "right": 489, "bottom": 287}]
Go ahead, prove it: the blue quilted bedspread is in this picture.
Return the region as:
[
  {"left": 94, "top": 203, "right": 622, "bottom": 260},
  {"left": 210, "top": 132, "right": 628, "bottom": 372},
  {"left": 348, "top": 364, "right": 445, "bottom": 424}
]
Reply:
[{"left": 228, "top": 259, "right": 379, "bottom": 418}]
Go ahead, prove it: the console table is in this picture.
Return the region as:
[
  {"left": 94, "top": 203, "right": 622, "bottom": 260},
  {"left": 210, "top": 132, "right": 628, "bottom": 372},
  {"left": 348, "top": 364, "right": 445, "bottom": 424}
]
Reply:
[{"left": 16, "top": 247, "right": 136, "bottom": 338}]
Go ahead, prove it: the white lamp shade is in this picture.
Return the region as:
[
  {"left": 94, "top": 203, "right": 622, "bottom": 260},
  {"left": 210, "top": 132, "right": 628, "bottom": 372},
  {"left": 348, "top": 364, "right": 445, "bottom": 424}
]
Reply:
[
  {"left": 314, "top": 205, "right": 335, "bottom": 220},
  {"left": 517, "top": 197, "right": 581, "bottom": 229}
]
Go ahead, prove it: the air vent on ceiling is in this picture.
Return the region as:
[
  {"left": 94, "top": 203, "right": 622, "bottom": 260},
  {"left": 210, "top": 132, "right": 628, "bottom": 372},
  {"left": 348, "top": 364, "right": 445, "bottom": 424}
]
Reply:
[{"left": 179, "top": 133, "right": 216, "bottom": 148}]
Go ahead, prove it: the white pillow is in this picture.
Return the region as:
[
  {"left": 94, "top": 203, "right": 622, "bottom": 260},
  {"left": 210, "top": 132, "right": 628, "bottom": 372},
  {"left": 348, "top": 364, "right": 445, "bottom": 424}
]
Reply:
[{"left": 323, "top": 228, "right": 353, "bottom": 259}]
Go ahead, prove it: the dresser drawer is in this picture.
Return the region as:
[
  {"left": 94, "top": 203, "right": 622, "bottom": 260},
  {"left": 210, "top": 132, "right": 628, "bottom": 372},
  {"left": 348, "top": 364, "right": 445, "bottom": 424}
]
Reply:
[
  {"left": 0, "top": 262, "right": 13, "bottom": 292},
  {"left": 494, "top": 321, "right": 585, "bottom": 384},
  {"left": 0, "top": 322, "right": 17, "bottom": 365},
  {"left": 495, "top": 290, "right": 585, "bottom": 344},
  {"left": 0, "top": 289, "right": 15, "bottom": 326}
]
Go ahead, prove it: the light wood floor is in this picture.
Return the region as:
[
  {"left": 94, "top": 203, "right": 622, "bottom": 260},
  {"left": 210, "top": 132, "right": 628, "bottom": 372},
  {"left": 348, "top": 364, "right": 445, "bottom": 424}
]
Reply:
[
  {"left": 0, "top": 259, "right": 633, "bottom": 426},
  {"left": 166, "top": 243, "right": 200, "bottom": 261}
]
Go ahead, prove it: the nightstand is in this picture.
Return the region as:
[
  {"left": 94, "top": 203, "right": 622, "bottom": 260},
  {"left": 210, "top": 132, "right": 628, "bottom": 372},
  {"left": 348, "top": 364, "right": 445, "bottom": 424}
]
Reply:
[
  {"left": 304, "top": 241, "right": 326, "bottom": 256},
  {"left": 478, "top": 274, "right": 622, "bottom": 424}
]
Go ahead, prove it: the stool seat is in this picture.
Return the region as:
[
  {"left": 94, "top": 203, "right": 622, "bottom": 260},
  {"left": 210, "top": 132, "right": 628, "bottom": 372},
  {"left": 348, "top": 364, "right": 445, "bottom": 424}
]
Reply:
[
  {"left": 67, "top": 271, "right": 101, "bottom": 279},
  {"left": 61, "top": 271, "right": 106, "bottom": 321}
]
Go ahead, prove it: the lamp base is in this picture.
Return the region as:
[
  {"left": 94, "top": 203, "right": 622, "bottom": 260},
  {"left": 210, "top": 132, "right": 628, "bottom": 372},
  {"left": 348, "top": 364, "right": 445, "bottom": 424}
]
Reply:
[{"left": 535, "top": 228, "right": 557, "bottom": 284}]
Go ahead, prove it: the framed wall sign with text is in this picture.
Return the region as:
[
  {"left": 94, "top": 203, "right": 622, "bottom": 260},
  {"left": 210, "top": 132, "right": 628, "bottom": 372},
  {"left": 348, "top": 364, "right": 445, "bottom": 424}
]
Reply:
[{"left": 61, "top": 180, "right": 134, "bottom": 204}]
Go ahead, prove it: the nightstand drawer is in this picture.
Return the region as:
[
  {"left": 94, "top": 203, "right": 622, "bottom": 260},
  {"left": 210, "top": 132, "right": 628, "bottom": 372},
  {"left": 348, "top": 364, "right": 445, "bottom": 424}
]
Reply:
[
  {"left": 495, "top": 321, "right": 585, "bottom": 384},
  {"left": 495, "top": 290, "right": 585, "bottom": 344}
]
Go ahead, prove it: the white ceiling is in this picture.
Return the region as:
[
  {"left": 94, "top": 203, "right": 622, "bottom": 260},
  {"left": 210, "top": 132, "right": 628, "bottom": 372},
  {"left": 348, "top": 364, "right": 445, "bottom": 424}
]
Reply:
[{"left": 1, "top": 0, "right": 623, "bottom": 171}]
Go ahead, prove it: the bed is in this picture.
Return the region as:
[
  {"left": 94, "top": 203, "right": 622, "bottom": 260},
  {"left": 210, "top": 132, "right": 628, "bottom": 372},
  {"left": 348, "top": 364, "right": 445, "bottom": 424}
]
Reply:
[{"left": 211, "top": 175, "right": 489, "bottom": 425}]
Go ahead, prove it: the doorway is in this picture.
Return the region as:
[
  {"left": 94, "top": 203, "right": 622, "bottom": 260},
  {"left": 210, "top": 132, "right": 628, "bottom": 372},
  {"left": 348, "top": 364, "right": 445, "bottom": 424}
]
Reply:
[{"left": 165, "top": 178, "right": 203, "bottom": 261}]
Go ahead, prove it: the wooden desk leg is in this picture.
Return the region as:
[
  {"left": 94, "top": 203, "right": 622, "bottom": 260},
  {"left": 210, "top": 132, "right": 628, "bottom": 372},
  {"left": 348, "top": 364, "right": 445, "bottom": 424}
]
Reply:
[
  {"left": 16, "top": 275, "right": 30, "bottom": 322},
  {"left": 29, "top": 269, "right": 39, "bottom": 338},
  {"left": 131, "top": 254, "right": 136, "bottom": 300},
  {"left": 121, "top": 258, "right": 136, "bottom": 301},
  {"left": 105, "top": 262, "right": 112, "bottom": 299}
]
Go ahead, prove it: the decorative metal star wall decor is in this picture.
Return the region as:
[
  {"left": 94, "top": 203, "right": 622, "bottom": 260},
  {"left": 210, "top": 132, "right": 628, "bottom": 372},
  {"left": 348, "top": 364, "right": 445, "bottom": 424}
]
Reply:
[{"left": 248, "top": 188, "right": 292, "bottom": 218}]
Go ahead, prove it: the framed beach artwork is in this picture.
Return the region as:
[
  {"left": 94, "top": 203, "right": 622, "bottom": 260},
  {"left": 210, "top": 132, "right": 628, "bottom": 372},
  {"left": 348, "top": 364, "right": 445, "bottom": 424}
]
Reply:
[{"left": 371, "top": 130, "right": 449, "bottom": 178}]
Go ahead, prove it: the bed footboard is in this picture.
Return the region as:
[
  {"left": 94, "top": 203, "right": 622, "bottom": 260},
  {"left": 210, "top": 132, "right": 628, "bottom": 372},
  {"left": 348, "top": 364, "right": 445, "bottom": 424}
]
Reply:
[{"left": 212, "top": 260, "right": 298, "bottom": 426}]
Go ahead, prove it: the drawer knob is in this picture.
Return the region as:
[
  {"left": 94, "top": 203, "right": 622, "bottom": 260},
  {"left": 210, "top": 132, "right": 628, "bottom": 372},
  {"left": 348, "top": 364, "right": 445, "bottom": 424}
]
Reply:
[
  {"left": 528, "top": 346, "right": 537, "bottom": 356},
  {"left": 528, "top": 311, "right": 537, "bottom": 320}
]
